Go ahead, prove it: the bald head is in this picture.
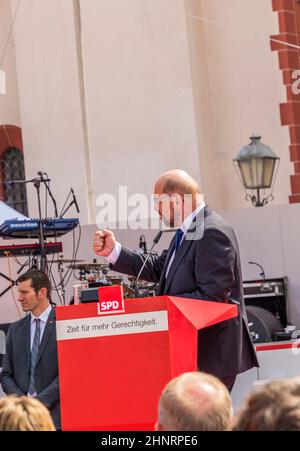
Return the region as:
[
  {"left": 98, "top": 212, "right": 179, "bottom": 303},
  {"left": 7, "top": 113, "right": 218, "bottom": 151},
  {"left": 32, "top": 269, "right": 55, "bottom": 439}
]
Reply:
[
  {"left": 154, "top": 170, "right": 202, "bottom": 228},
  {"left": 157, "top": 372, "right": 232, "bottom": 431},
  {"left": 154, "top": 170, "right": 201, "bottom": 198}
]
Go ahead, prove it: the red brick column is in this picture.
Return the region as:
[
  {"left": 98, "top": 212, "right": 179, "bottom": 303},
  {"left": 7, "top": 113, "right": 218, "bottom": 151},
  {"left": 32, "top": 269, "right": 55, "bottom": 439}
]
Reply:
[
  {"left": 0, "top": 125, "right": 23, "bottom": 200},
  {"left": 271, "top": 0, "right": 300, "bottom": 203}
]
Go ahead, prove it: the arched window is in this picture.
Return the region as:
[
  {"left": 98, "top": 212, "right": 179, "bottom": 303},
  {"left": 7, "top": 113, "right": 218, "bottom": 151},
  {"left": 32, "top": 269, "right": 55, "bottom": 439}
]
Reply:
[{"left": 1, "top": 147, "right": 28, "bottom": 216}]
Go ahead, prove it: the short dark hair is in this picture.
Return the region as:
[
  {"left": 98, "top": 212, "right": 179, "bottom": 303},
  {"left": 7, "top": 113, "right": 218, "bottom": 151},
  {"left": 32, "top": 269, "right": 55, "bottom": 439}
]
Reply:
[{"left": 18, "top": 270, "right": 52, "bottom": 298}]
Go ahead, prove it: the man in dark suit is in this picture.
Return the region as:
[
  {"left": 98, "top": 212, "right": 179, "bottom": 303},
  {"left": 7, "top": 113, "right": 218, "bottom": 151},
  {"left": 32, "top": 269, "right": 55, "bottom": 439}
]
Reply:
[
  {"left": 0, "top": 270, "right": 60, "bottom": 429},
  {"left": 93, "top": 169, "right": 258, "bottom": 391}
]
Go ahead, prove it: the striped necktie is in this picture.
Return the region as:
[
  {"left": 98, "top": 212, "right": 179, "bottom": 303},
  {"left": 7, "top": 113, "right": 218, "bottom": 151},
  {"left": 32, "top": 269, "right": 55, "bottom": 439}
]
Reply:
[{"left": 28, "top": 318, "right": 41, "bottom": 395}]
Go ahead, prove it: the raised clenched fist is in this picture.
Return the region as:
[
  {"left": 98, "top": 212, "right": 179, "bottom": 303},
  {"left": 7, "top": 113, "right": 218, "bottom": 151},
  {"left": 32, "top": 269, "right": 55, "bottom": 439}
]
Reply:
[{"left": 93, "top": 229, "right": 117, "bottom": 257}]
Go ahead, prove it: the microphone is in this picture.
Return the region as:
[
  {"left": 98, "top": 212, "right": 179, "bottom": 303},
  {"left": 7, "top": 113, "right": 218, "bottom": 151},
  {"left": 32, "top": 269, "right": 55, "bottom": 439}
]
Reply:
[
  {"left": 248, "top": 261, "right": 271, "bottom": 292},
  {"left": 71, "top": 188, "right": 80, "bottom": 213},
  {"left": 248, "top": 261, "right": 266, "bottom": 281},
  {"left": 37, "top": 171, "right": 50, "bottom": 182},
  {"left": 139, "top": 235, "right": 147, "bottom": 254},
  {"left": 135, "top": 230, "right": 162, "bottom": 298}
]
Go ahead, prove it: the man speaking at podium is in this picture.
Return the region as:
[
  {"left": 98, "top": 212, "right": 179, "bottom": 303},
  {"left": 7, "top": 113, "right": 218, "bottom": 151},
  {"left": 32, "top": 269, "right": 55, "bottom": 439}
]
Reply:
[{"left": 93, "top": 170, "right": 258, "bottom": 391}]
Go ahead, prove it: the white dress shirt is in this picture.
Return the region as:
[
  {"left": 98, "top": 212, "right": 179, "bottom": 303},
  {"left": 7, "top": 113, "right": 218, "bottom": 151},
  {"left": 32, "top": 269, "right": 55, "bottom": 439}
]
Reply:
[
  {"left": 28, "top": 304, "right": 52, "bottom": 397},
  {"left": 30, "top": 304, "right": 52, "bottom": 350}
]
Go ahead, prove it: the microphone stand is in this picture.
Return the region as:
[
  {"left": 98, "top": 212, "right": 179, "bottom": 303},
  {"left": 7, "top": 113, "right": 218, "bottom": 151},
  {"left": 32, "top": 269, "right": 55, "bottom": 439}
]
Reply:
[
  {"left": 4, "top": 173, "right": 53, "bottom": 272},
  {"left": 38, "top": 172, "right": 58, "bottom": 218},
  {"left": 134, "top": 231, "right": 162, "bottom": 298},
  {"left": 33, "top": 175, "right": 47, "bottom": 272},
  {"left": 60, "top": 189, "right": 77, "bottom": 217}
]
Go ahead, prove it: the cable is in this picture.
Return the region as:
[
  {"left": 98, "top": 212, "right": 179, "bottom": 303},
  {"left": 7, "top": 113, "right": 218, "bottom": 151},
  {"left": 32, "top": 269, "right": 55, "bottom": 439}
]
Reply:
[
  {"left": 59, "top": 189, "right": 72, "bottom": 218},
  {"left": 48, "top": 223, "right": 81, "bottom": 305},
  {"left": 0, "top": 0, "right": 21, "bottom": 69},
  {"left": 60, "top": 224, "right": 82, "bottom": 289},
  {"left": 55, "top": 229, "right": 76, "bottom": 288},
  {"left": 155, "top": 5, "right": 300, "bottom": 51},
  {"left": 4, "top": 252, "right": 23, "bottom": 267},
  {"left": 45, "top": 178, "right": 48, "bottom": 218},
  {"left": 5, "top": 254, "right": 22, "bottom": 319},
  {"left": 49, "top": 268, "right": 63, "bottom": 305}
]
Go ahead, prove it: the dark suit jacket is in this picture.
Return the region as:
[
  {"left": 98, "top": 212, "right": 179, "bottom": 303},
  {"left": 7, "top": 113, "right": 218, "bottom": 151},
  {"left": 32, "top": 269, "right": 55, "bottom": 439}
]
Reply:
[
  {"left": 112, "top": 206, "right": 259, "bottom": 378},
  {"left": 0, "top": 307, "right": 60, "bottom": 429}
]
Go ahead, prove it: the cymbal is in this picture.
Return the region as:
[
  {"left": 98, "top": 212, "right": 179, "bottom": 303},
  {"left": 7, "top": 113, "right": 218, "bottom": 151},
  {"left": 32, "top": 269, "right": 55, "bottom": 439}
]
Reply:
[
  {"left": 50, "top": 258, "right": 85, "bottom": 264},
  {"left": 67, "top": 262, "right": 109, "bottom": 271},
  {"left": 107, "top": 275, "right": 123, "bottom": 282}
]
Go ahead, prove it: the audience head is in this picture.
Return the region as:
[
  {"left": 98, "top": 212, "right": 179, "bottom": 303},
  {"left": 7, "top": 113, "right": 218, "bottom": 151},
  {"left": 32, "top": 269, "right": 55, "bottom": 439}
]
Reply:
[
  {"left": 234, "top": 378, "right": 300, "bottom": 431},
  {"left": 156, "top": 371, "right": 233, "bottom": 431},
  {"left": 0, "top": 395, "right": 56, "bottom": 431}
]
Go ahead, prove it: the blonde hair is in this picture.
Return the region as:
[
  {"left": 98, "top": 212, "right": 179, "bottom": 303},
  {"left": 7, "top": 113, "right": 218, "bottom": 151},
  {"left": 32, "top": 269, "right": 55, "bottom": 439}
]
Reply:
[
  {"left": 0, "top": 395, "right": 56, "bottom": 431},
  {"left": 157, "top": 372, "right": 232, "bottom": 431},
  {"left": 234, "top": 378, "right": 300, "bottom": 431}
]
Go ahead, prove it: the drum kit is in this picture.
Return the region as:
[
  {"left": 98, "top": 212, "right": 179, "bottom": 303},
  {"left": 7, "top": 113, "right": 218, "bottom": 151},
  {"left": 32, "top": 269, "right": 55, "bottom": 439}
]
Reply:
[{"left": 52, "top": 256, "right": 158, "bottom": 304}]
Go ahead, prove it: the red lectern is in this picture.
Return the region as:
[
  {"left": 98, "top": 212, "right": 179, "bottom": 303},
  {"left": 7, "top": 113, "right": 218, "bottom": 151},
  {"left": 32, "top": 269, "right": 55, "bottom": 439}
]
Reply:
[{"left": 56, "top": 296, "right": 237, "bottom": 430}]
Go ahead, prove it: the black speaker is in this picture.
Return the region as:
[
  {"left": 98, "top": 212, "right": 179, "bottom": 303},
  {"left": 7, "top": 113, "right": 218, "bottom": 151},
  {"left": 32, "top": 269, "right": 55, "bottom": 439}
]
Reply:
[
  {"left": 246, "top": 306, "right": 282, "bottom": 343},
  {"left": 243, "top": 277, "right": 288, "bottom": 328}
]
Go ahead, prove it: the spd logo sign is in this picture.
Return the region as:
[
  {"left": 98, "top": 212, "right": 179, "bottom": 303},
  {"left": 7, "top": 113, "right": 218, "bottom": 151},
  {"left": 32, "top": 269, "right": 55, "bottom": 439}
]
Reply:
[{"left": 97, "top": 285, "right": 125, "bottom": 315}]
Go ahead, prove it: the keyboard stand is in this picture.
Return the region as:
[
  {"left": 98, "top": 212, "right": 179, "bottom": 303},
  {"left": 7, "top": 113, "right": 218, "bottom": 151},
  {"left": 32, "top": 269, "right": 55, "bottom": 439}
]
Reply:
[
  {"left": 0, "top": 257, "right": 36, "bottom": 298},
  {"left": 0, "top": 272, "right": 18, "bottom": 298}
]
